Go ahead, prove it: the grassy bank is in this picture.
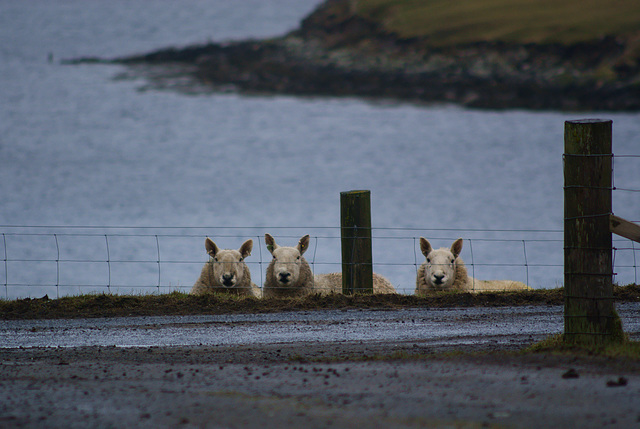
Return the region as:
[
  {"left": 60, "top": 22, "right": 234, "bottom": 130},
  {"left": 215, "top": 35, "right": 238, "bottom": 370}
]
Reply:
[
  {"left": 100, "top": 0, "right": 640, "bottom": 110},
  {"left": 2, "top": 285, "right": 639, "bottom": 319},
  {"left": 526, "top": 333, "right": 640, "bottom": 361},
  {"left": 354, "top": 0, "right": 640, "bottom": 46}
]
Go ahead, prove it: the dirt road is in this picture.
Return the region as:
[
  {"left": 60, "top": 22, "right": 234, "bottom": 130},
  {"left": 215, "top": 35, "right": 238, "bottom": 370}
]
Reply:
[{"left": 2, "top": 305, "right": 640, "bottom": 428}]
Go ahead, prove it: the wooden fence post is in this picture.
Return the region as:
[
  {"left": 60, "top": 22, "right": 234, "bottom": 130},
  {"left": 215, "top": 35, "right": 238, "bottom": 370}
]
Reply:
[
  {"left": 564, "top": 119, "right": 623, "bottom": 345},
  {"left": 340, "top": 190, "right": 373, "bottom": 294}
]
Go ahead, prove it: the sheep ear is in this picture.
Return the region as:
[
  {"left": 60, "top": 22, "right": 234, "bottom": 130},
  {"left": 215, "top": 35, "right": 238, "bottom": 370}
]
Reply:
[
  {"left": 239, "top": 239, "right": 253, "bottom": 258},
  {"left": 419, "top": 237, "right": 432, "bottom": 257},
  {"left": 205, "top": 238, "right": 219, "bottom": 257},
  {"left": 297, "top": 235, "right": 310, "bottom": 255},
  {"left": 265, "top": 233, "right": 277, "bottom": 254},
  {"left": 451, "top": 238, "right": 464, "bottom": 258}
]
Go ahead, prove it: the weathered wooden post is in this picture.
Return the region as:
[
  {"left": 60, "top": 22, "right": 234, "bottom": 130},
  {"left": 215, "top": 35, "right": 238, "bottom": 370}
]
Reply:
[
  {"left": 340, "top": 190, "right": 373, "bottom": 294},
  {"left": 564, "top": 119, "right": 623, "bottom": 345}
]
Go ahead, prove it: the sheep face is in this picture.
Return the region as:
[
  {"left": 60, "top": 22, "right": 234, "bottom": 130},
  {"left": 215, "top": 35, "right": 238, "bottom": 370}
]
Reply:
[
  {"left": 419, "top": 237, "right": 463, "bottom": 290},
  {"left": 265, "top": 233, "right": 310, "bottom": 288},
  {"left": 205, "top": 238, "right": 253, "bottom": 288}
]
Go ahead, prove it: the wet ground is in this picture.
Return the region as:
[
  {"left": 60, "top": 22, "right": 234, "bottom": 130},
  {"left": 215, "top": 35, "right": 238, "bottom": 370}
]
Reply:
[
  {"left": 0, "top": 306, "right": 563, "bottom": 349},
  {"left": 2, "top": 304, "right": 639, "bottom": 349},
  {"left": 2, "top": 305, "right": 640, "bottom": 428}
]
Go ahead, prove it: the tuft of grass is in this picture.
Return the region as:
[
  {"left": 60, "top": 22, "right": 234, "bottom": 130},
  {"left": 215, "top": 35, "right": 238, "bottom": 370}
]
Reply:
[
  {"left": 354, "top": 0, "right": 640, "bottom": 46},
  {"left": 525, "top": 333, "right": 640, "bottom": 359}
]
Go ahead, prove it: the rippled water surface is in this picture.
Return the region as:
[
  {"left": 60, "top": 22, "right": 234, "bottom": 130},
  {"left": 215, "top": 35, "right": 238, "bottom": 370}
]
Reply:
[{"left": 1, "top": 0, "right": 639, "bottom": 298}]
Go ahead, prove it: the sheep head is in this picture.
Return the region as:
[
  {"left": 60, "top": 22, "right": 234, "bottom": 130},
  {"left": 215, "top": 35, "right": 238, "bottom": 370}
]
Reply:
[
  {"left": 419, "top": 237, "right": 463, "bottom": 290},
  {"left": 265, "top": 233, "right": 310, "bottom": 288},
  {"left": 205, "top": 237, "right": 252, "bottom": 288}
]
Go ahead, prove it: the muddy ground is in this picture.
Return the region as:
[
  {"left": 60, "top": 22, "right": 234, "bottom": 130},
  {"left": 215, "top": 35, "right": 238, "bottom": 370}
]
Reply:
[
  {"left": 2, "top": 303, "right": 640, "bottom": 428},
  {"left": 3, "top": 289, "right": 639, "bottom": 427},
  {"left": 1, "top": 342, "right": 640, "bottom": 428}
]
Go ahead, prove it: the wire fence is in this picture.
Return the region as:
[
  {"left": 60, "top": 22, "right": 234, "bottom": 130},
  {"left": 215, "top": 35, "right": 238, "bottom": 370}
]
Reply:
[
  {"left": 1, "top": 148, "right": 638, "bottom": 301},
  {"left": 1, "top": 226, "right": 638, "bottom": 300}
]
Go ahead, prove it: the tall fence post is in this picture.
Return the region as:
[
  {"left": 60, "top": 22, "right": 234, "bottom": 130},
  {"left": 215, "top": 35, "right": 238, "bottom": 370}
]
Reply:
[
  {"left": 564, "top": 119, "right": 623, "bottom": 345},
  {"left": 340, "top": 190, "right": 373, "bottom": 294}
]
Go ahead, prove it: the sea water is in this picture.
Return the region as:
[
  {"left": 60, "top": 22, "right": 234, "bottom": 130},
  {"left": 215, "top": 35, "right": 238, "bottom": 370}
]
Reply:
[{"left": 1, "top": 0, "right": 638, "bottom": 298}]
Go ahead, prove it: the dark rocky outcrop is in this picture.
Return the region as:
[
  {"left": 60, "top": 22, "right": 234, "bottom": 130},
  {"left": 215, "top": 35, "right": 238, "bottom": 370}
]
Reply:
[{"left": 67, "top": 0, "right": 640, "bottom": 111}]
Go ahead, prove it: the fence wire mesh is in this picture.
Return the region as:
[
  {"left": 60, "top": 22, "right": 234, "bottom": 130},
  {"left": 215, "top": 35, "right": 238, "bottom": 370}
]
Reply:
[
  {"left": 0, "top": 226, "right": 638, "bottom": 300},
  {"left": 2, "top": 152, "right": 638, "bottom": 300}
]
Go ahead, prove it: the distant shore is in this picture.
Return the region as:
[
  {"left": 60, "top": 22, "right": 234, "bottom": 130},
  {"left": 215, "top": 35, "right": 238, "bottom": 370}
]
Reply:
[{"left": 67, "top": 0, "right": 640, "bottom": 111}]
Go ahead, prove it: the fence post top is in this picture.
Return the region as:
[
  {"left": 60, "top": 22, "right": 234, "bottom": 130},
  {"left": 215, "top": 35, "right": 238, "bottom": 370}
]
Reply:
[
  {"left": 341, "top": 190, "right": 370, "bottom": 196},
  {"left": 565, "top": 119, "right": 612, "bottom": 125}
]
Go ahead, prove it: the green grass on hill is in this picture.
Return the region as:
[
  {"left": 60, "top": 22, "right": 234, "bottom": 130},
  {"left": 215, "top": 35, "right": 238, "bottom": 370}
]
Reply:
[{"left": 354, "top": 0, "right": 640, "bottom": 46}]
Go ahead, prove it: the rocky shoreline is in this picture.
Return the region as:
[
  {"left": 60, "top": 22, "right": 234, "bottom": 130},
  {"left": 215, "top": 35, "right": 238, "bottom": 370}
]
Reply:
[{"left": 67, "top": 0, "right": 640, "bottom": 111}]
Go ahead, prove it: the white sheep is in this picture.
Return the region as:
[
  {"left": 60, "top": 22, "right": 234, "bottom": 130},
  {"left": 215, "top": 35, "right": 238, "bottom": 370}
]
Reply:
[
  {"left": 415, "top": 237, "right": 531, "bottom": 294},
  {"left": 313, "top": 272, "right": 397, "bottom": 295},
  {"left": 263, "top": 233, "right": 396, "bottom": 298},
  {"left": 191, "top": 238, "right": 261, "bottom": 297}
]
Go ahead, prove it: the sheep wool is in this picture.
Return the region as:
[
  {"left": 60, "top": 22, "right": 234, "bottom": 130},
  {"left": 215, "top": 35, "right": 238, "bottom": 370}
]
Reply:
[
  {"left": 191, "top": 238, "right": 261, "bottom": 298},
  {"left": 263, "top": 233, "right": 397, "bottom": 297},
  {"left": 415, "top": 237, "right": 531, "bottom": 295},
  {"left": 314, "top": 272, "right": 396, "bottom": 294}
]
